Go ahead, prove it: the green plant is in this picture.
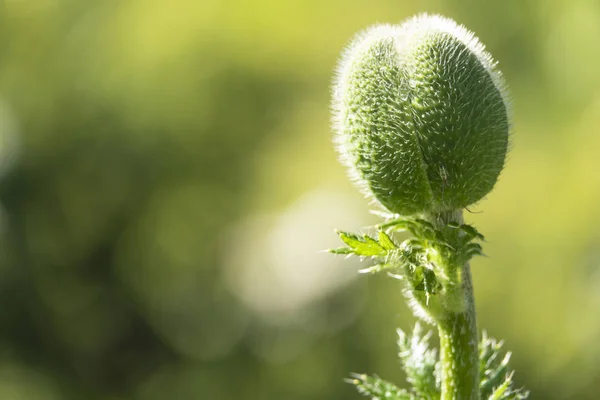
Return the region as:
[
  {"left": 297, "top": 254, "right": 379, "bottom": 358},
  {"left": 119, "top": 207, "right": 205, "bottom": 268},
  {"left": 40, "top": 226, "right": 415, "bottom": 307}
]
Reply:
[{"left": 330, "top": 14, "right": 528, "bottom": 400}]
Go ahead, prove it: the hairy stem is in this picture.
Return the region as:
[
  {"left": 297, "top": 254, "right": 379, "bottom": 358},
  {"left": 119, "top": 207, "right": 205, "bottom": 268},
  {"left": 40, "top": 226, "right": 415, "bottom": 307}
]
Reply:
[
  {"left": 428, "top": 210, "right": 480, "bottom": 400},
  {"left": 438, "top": 263, "right": 479, "bottom": 400}
]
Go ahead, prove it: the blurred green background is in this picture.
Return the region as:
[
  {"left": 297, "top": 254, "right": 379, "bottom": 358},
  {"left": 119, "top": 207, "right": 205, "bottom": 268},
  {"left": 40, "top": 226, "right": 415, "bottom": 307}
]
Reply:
[{"left": 0, "top": 0, "right": 599, "bottom": 399}]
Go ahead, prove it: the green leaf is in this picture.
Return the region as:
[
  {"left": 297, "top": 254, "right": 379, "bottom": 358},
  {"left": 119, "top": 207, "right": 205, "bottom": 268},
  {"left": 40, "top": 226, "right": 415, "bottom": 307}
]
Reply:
[
  {"left": 397, "top": 324, "right": 440, "bottom": 398},
  {"left": 488, "top": 372, "right": 529, "bottom": 400},
  {"left": 335, "top": 230, "right": 387, "bottom": 257},
  {"left": 464, "top": 242, "right": 485, "bottom": 259},
  {"left": 461, "top": 224, "right": 485, "bottom": 241},
  {"left": 480, "top": 332, "right": 529, "bottom": 399},
  {"left": 329, "top": 247, "right": 354, "bottom": 255},
  {"left": 364, "top": 234, "right": 383, "bottom": 247},
  {"left": 488, "top": 377, "right": 512, "bottom": 400},
  {"left": 348, "top": 373, "right": 414, "bottom": 400},
  {"left": 378, "top": 230, "right": 397, "bottom": 250}
]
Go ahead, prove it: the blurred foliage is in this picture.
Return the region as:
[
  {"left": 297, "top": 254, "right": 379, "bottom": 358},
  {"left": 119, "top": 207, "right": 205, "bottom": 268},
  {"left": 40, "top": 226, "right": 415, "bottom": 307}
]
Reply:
[{"left": 0, "top": 0, "right": 599, "bottom": 399}]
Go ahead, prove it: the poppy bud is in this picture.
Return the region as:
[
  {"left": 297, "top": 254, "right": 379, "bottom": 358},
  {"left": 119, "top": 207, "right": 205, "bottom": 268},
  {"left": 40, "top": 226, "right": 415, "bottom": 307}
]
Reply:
[{"left": 333, "top": 14, "right": 510, "bottom": 215}]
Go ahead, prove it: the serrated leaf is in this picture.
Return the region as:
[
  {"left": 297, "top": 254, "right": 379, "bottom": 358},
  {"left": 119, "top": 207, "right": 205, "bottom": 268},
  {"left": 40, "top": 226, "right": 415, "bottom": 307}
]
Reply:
[
  {"left": 364, "top": 234, "right": 383, "bottom": 247},
  {"left": 481, "top": 354, "right": 511, "bottom": 395},
  {"left": 464, "top": 242, "right": 484, "bottom": 259},
  {"left": 329, "top": 247, "right": 354, "bottom": 255},
  {"left": 480, "top": 333, "right": 528, "bottom": 399},
  {"left": 489, "top": 376, "right": 512, "bottom": 400},
  {"left": 461, "top": 224, "right": 485, "bottom": 241},
  {"left": 336, "top": 231, "right": 387, "bottom": 257},
  {"left": 337, "top": 230, "right": 363, "bottom": 246},
  {"left": 397, "top": 325, "right": 440, "bottom": 398},
  {"left": 378, "top": 230, "right": 397, "bottom": 250},
  {"left": 348, "top": 373, "right": 414, "bottom": 400},
  {"left": 487, "top": 372, "right": 528, "bottom": 400}
]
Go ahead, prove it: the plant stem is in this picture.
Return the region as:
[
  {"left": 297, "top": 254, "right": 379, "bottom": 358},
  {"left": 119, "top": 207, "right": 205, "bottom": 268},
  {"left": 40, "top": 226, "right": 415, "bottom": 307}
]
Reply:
[
  {"left": 428, "top": 210, "right": 480, "bottom": 400},
  {"left": 438, "top": 263, "right": 479, "bottom": 400}
]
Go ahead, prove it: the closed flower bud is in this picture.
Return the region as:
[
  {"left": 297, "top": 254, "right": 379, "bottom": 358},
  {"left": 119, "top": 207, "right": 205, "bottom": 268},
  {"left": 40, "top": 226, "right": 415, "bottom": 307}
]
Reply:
[{"left": 332, "top": 14, "right": 510, "bottom": 215}]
